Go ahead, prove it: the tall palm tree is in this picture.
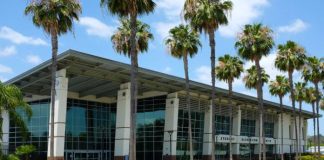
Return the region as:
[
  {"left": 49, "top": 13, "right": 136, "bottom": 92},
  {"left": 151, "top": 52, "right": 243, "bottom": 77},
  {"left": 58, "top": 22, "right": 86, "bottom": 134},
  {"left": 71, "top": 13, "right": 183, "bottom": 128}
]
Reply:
[
  {"left": 111, "top": 17, "right": 153, "bottom": 159},
  {"left": 165, "top": 24, "right": 201, "bottom": 160},
  {"left": 302, "top": 56, "right": 324, "bottom": 155},
  {"left": 235, "top": 23, "right": 274, "bottom": 160},
  {"left": 243, "top": 65, "right": 270, "bottom": 159},
  {"left": 243, "top": 66, "right": 269, "bottom": 90},
  {"left": 0, "top": 81, "right": 32, "bottom": 142},
  {"left": 304, "top": 87, "right": 317, "bottom": 153},
  {"left": 111, "top": 18, "right": 153, "bottom": 67},
  {"left": 275, "top": 40, "right": 306, "bottom": 159},
  {"left": 101, "top": 1, "right": 155, "bottom": 159},
  {"left": 183, "top": 1, "right": 233, "bottom": 159},
  {"left": 215, "top": 54, "right": 243, "bottom": 160},
  {"left": 24, "top": 1, "right": 81, "bottom": 159},
  {"left": 269, "top": 75, "right": 290, "bottom": 160},
  {"left": 294, "top": 82, "right": 306, "bottom": 157}
]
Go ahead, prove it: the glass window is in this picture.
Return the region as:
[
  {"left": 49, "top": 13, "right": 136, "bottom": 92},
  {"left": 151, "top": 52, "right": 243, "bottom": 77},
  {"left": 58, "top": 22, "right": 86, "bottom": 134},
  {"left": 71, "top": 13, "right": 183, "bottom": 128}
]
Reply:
[
  {"left": 241, "top": 119, "right": 256, "bottom": 137},
  {"left": 9, "top": 98, "right": 117, "bottom": 160},
  {"left": 215, "top": 115, "right": 230, "bottom": 135},
  {"left": 136, "top": 95, "right": 166, "bottom": 160},
  {"left": 215, "top": 143, "right": 229, "bottom": 159},
  {"left": 176, "top": 96, "right": 207, "bottom": 160},
  {"left": 9, "top": 99, "right": 50, "bottom": 160},
  {"left": 264, "top": 122, "right": 274, "bottom": 138},
  {"left": 240, "top": 144, "right": 255, "bottom": 160}
]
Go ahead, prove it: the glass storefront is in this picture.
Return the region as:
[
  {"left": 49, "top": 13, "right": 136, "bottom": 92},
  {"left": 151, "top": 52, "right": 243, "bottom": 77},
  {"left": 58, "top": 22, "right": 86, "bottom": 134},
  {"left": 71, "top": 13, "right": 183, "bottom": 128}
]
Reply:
[
  {"left": 215, "top": 115, "right": 230, "bottom": 135},
  {"left": 239, "top": 144, "right": 254, "bottom": 160},
  {"left": 176, "top": 96, "right": 207, "bottom": 160},
  {"left": 9, "top": 99, "right": 50, "bottom": 160},
  {"left": 9, "top": 98, "right": 117, "bottom": 160},
  {"left": 264, "top": 122, "right": 274, "bottom": 138},
  {"left": 241, "top": 119, "right": 256, "bottom": 137},
  {"left": 64, "top": 99, "right": 116, "bottom": 160},
  {"left": 215, "top": 143, "right": 229, "bottom": 159},
  {"left": 136, "top": 95, "right": 166, "bottom": 160}
]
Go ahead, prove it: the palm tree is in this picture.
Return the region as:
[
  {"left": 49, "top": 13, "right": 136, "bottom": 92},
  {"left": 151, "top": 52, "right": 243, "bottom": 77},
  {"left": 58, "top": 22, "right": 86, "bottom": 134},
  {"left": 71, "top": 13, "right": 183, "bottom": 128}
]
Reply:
[
  {"left": 0, "top": 82, "right": 32, "bottom": 154},
  {"left": 275, "top": 40, "right": 306, "bottom": 159},
  {"left": 165, "top": 24, "right": 201, "bottom": 160},
  {"left": 269, "top": 75, "right": 290, "bottom": 160},
  {"left": 111, "top": 17, "right": 153, "bottom": 159},
  {"left": 305, "top": 87, "right": 317, "bottom": 153},
  {"left": 183, "top": 1, "right": 233, "bottom": 159},
  {"left": 24, "top": 1, "right": 81, "bottom": 159},
  {"left": 111, "top": 18, "right": 154, "bottom": 67},
  {"left": 294, "top": 82, "right": 306, "bottom": 156},
  {"left": 235, "top": 23, "right": 274, "bottom": 160},
  {"left": 101, "top": 1, "right": 155, "bottom": 159},
  {"left": 243, "top": 66, "right": 269, "bottom": 159},
  {"left": 302, "top": 56, "right": 324, "bottom": 155},
  {"left": 215, "top": 54, "right": 243, "bottom": 160},
  {"left": 243, "top": 66, "right": 269, "bottom": 90}
]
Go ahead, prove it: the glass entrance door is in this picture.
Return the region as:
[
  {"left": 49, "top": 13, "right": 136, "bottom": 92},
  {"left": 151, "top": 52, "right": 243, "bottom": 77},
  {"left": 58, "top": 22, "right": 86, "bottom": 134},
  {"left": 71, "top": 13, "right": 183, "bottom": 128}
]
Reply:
[{"left": 65, "top": 150, "right": 101, "bottom": 160}]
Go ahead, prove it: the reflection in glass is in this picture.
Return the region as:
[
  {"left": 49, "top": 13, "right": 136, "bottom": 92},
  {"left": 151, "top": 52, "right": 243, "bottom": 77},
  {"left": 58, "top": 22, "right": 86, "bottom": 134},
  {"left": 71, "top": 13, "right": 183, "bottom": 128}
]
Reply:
[{"left": 136, "top": 96, "right": 166, "bottom": 160}]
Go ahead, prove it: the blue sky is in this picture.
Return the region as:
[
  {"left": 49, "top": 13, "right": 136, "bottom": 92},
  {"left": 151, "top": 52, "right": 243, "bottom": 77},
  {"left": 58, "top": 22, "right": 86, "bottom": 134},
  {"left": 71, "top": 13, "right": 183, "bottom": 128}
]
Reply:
[{"left": 0, "top": 0, "right": 323, "bottom": 135}]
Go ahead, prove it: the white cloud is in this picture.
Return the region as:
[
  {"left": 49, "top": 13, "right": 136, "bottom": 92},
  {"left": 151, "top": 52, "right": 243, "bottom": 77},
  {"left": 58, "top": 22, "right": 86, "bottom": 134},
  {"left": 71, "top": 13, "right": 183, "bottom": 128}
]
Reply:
[
  {"left": 0, "top": 26, "right": 48, "bottom": 46},
  {"left": 162, "top": 66, "right": 172, "bottom": 74},
  {"left": 156, "top": 0, "right": 184, "bottom": 20},
  {"left": 219, "top": 0, "right": 269, "bottom": 38},
  {"left": 194, "top": 65, "right": 243, "bottom": 88},
  {"left": 194, "top": 65, "right": 211, "bottom": 85},
  {"left": 0, "top": 64, "right": 12, "bottom": 73},
  {"left": 154, "top": 21, "right": 180, "bottom": 39},
  {"left": 0, "top": 76, "right": 8, "bottom": 82},
  {"left": 278, "top": 19, "right": 308, "bottom": 33},
  {"left": 78, "top": 17, "right": 114, "bottom": 39},
  {"left": 26, "top": 55, "right": 42, "bottom": 65},
  {"left": 0, "top": 46, "right": 16, "bottom": 57},
  {"left": 244, "top": 53, "right": 286, "bottom": 81}
]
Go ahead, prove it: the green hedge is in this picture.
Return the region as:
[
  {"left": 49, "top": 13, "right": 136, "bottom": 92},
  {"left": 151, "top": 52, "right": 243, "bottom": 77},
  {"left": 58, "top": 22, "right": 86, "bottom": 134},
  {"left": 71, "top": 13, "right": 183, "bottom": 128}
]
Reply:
[{"left": 300, "top": 155, "right": 324, "bottom": 160}]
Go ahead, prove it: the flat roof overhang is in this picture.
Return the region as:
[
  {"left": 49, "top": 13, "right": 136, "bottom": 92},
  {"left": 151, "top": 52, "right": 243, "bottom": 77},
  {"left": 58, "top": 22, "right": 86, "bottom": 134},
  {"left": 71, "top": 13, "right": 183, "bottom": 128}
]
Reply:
[{"left": 6, "top": 49, "right": 316, "bottom": 118}]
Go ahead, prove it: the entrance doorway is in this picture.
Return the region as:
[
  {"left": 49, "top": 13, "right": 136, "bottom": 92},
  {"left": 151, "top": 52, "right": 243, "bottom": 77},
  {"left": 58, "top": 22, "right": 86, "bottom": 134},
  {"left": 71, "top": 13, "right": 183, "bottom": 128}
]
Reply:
[{"left": 65, "top": 150, "right": 110, "bottom": 160}]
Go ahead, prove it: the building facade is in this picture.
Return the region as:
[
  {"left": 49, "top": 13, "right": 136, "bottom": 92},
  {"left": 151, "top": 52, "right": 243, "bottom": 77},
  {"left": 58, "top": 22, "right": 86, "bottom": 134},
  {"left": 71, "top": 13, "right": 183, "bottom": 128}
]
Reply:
[{"left": 1, "top": 50, "right": 313, "bottom": 160}]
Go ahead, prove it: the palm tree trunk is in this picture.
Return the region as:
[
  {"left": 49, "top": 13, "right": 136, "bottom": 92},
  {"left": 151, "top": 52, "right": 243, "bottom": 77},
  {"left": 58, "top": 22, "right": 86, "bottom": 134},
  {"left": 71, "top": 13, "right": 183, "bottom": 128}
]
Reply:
[
  {"left": 228, "top": 81, "right": 233, "bottom": 160},
  {"left": 288, "top": 71, "right": 299, "bottom": 160},
  {"left": 280, "top": 96, "right": 284, "bottom": 160},
  {"left": 49, "top": 28, "right": 58, "bottom": 160},
  {"left": 129, "top": 10, "right": 138, "bottom": 160},
  {"left": 314, "top": 83, "right": 320, "bottom": 156},
  {"left": 298, "top": 101, "right": 302, "bottom": 157},
  {"left": 208, "top": 29, "right": 216, "bottom": 160},
  {"left": 183, "top": 54, "right": 194, "bottom": 160},
  {"left": 311, "top": 102, "right": 316, "bottom": 154},
  {"left": 255, "top": 60, "right": 265, "bottom": 160}
]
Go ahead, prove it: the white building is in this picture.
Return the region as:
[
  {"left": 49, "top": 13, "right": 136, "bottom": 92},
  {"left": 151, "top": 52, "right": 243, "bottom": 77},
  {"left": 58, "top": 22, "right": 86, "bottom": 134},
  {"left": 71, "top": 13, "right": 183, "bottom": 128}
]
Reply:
[{"left": 1, "top": 50, "right": 314, "bottom": 160}]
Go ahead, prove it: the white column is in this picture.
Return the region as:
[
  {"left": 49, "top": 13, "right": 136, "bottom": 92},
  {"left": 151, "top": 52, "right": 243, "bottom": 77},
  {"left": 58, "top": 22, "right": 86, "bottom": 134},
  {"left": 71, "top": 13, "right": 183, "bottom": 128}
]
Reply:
[
  {"left": 202, "top": 101, "right": 213, "bottom": 159},
  {"left": 281, "top": 113, "right": 291, "bottom": 154},
  {"left": 114, "top": 83, "right": 131, "bottom": 159},
  {"left": 47, "top": 69, "right": 68, "bottom": 159},
  {"left": 232, "top": 106, "right": 241, "bottom": 156},
  {"left": 290, "top": 116, "right": 297, "bottom": 153},
  {"left": 302, "top": 118, "right": 307, "bottom": 152},
  {"left": 254, "top": 114, "right": 260, "bottom": 154},
  {"left": 162, "top": 93, "right": 179, "bottom": 159},
  {"left": 274, "top": 113, "right": 281, "bottom": 155},
  {"left": 1, "top": 111, "right": 9, "bottom": 155}
]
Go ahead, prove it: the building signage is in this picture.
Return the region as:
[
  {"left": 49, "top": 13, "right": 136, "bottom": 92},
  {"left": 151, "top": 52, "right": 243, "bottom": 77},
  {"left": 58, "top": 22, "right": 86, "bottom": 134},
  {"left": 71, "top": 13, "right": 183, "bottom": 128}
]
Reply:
[
  {"left": 215, "top": 135, "right": 277, "bottom": 144},
  {"left": 237, "top": 136, "right": 259, "bottom": 144},
  {"left": 216, "top": 135, "right": 236, "bottom": 143}
]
